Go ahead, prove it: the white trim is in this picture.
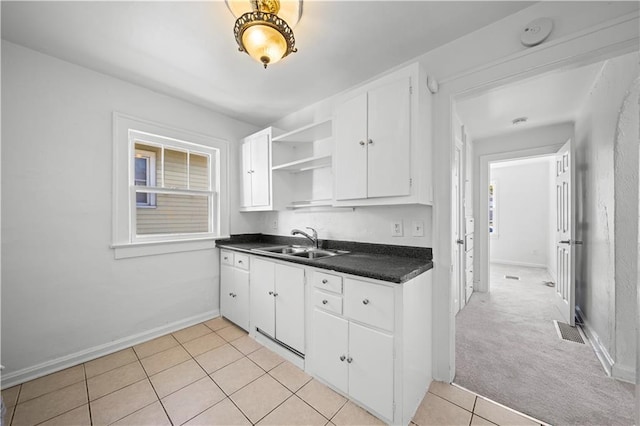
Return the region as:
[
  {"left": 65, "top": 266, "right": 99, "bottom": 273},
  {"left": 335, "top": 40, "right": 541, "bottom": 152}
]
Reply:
[
  {"left": 490, "top": 260, "right": 549, "bottom": 269},
  {"left": 575, "top": 306, "right": 614, "bottom": 377},
  {"left": 612, "top": 363, "right": 636, "bottom": 384},
  {"left": 0, "top": 310, "right": 219, "bottom": 389},
  {"left": 112, "top": 238, "right": 223, "bottom": 259}
]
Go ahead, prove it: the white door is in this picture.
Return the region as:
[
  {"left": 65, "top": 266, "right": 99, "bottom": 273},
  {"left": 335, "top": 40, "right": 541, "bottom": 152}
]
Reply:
[
  {"left": 311, "top": 309, "right": 349, "bottom": 394},
  {"left": 335, "top": 93, "right": 368, "bottom": 200},
  {"left": 452, "top": 137, "right": 464, "bottom": 314},
  {"left": 367, "top": 77, "right": 411, "bottom": 198},
  {"left": 274, "top": 263, "right": 305, "bottom": 353},
  {"left": 348, "top": 322, "right": 394, "bottom": 420},
  {"left": 234, "top": 269, "right": 250, "bottom": 331},
  {"left": 241, "top": 140, "right": 253, "bottom": 207},
  {"left": 220, "top": 264, "right": 234, "bottom": 320},
  {"left": 250, "top": 258, "right": 276, "bottom": 336},
  {"left": 251, "top": 132, "right": 271, "bottom": 207},
  {"left": 554, "top": 139, "right": 576, "bottom": 325}
]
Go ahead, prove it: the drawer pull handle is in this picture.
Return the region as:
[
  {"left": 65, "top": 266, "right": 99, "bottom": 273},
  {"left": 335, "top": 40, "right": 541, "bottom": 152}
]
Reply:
[
  {"left": 346, "top": 356, "right": 353, "bottom": 363},
  {"left": 362, "top": 299, "right": 370, "bottom": 305},
  {"left": 322, "top": 300, "right": 328, "bottom": 305},
  {"left": 340, "top": 355, "right": 346, "bottom": 362},
  {"left": 322, "top": 279, "right": 328, "bottom": 284}
]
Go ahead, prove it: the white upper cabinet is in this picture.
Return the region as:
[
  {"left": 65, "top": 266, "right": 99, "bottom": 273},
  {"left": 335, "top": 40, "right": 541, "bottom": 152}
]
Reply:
[
  {"left": 335, "top": 77, "right": 411, "bottom": 201},
  {"left": 334, "top": 62, "right": 432, "bottom": 206},
  {"left": 240, "top": 128, "right": 272, "bottom": 210}
]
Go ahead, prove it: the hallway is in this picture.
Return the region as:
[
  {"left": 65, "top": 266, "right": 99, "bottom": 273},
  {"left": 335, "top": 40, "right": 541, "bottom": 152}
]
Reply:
[{"left": 454, "top": 264, "right": 634, "bottom": 425}]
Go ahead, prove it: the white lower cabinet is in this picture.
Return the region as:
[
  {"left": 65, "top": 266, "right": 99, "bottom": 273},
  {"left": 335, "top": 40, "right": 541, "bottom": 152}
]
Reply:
[
  {"left": 308, "top": 269, "right": 433, "bottom": 426},
  {"left": 220, "top": 251, "right": 250, "bottom": 331},
  {"left": 250, "top": 257, "right": 305, "bottom": 354},
  {"left": 312, "top": 309, "right": 394, "bottom": 419}
]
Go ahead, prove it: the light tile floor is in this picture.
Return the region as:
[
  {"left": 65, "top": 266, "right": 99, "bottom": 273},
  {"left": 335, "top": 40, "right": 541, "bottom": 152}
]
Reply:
[{"left": 2, "top": 318, "right": 545, "bottom": 426}]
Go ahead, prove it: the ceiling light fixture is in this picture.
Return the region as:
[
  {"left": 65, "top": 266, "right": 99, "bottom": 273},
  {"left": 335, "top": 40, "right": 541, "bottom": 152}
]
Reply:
[{"left": 228, "top": 0, "right": 300, "bottom": 69}]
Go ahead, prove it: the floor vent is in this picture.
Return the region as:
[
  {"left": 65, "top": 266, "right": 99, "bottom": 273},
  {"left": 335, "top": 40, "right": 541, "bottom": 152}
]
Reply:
[
  {"left": 504, "top": 275, "right": 520, "bottom": 280},
  {"left": 554, "top": 320, "right": 585, "bottom": 344}
]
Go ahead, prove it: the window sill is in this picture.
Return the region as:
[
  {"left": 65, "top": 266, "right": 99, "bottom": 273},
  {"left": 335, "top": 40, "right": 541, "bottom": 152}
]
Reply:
[{"left": 112, "top": 236, "right": 230, "bottom": 259}]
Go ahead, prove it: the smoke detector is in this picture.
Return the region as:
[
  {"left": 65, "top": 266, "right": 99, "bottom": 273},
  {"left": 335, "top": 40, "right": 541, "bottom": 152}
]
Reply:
[{"left": 521, "top": 18, "right": 553, "bottom": 47}]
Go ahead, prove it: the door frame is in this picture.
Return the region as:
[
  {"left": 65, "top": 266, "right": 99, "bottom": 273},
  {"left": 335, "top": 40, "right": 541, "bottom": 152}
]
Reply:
[
  {"left": 477, "top": 148, "right": 562, "bottom": 293},
  {"left": 431, "top": 10, "right": 638, "bottom": 382}
]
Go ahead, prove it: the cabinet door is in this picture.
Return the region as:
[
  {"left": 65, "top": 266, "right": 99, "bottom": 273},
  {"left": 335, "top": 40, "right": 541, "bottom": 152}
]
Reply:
[
  {"left": 367, "top": 77, "right": 411, "bottom": 198},
  {"left": 234, "top": 269, "right": 250, "bottom": 331},
  {"left": 250, "top": 132, "right": 271, "bottom": 207},
  {"left": 274, "top": 263, "right": 305, "bottom": 354},
  {"left": 335, "top": 93, "right": 368, "bottom": 200},
  {"left": 241, "top": 140, "right": 253, "bottom": 207},
  {"left": 311, "top": 309, "right": 349, "bottom": 394},
  {"left": 348, "top": 322, "right": 394, "bottom": 420},
  {"left": 220, "top": 264, "right": 235, "bottom": 320},
  {"left": 250, "top": 258, "right": 275, "bottom": 337}
]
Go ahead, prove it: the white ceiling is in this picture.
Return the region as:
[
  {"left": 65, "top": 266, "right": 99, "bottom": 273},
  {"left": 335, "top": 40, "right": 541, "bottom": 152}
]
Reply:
[
  {"left": 456, "top": 61, "right": 604, "bottom": 140},
  {"left": 1, "top": 1, "right": 535, "bottom": 126}
]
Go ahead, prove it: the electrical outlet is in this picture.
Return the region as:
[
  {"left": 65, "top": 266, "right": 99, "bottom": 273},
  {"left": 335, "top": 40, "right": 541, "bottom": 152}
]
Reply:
[
  {"left": 412, "top": 220, "right": 424, "bottom": 237},
  {"left": 271, "top": 219, "right": 278, "bottom": 230},
  {"left": 391, "top": 220, "right": 403, "bottom": 237}
]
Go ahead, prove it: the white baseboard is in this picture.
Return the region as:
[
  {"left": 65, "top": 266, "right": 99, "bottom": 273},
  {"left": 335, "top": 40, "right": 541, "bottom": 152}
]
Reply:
[
  {"left": 575, "top": 306, "right": 614, "bottom": 376},
  {"left": 612, "top": 363, "right": 636, "bottom": 384},
  {"left": 1, "top": 310, "right": 219, "bottom": 389},
  {"left": 490, "top": 259, "right": 548, "bottom": 269}
]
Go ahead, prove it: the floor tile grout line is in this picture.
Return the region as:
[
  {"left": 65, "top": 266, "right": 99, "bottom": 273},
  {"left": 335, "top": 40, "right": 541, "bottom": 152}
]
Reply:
[
  {"left": 14, "top": 369, "right": 86, "bottom": 406},
  {"left": 12, "top": 379, "right": 89, "bottom": 425},
  {"left": 83, "top": 364, "right": 94, "bottom": 426},
  {"left": 290, "top": 392, "right": 332, "bottom": 424},
  {"left": 428, "top": 391, "right": 474, "bottom": 415},
  {"left": 86, "top": 358, "right": 141, "bottom": 383},
  {"left": 8, "top": 384, "right": 22, "bottom": 426},
  {"left": 131, "top": 342, "right": 174, "bottom": 426}
]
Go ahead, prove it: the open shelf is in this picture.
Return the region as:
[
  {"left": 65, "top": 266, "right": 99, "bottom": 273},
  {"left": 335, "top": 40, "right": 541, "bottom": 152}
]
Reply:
[
  {"left": 272, "top": 154, "right": 332, "bottom": 173},
  {"left": 272, "top": 119, "right": 332, "bottom": 143}
]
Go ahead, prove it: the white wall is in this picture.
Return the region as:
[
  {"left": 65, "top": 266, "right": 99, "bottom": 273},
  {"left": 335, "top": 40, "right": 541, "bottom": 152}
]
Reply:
[
  {"left": 574, "top": 51, "right": 639, "bottom": 382},
  {"left": 1, "top": 41, "right": 260, "bottom": 385},
  {"left": 489, "top": 158, "right": 553, "bottom": 269}
]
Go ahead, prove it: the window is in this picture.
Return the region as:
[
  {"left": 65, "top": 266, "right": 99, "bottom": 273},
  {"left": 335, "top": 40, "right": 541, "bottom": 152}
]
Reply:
[
  {"left": 113, "top": 113, "right": 229, "bottom": 258},
  {"left": 489, "top": 181, "right": 497, "bottom": 236},
  {"left": 135, "top": 149, "right": 156, "bottom": 207}
]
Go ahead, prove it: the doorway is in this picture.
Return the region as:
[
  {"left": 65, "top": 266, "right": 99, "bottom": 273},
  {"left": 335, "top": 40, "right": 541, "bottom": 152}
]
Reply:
[{"left": 450, "top": 54, "right": 639, "bottom": 424}]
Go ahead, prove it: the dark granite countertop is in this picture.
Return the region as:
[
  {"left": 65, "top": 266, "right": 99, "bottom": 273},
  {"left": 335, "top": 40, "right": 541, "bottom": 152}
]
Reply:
[{"left": 216, "top": 234, "right": 433, "bottom": 284}]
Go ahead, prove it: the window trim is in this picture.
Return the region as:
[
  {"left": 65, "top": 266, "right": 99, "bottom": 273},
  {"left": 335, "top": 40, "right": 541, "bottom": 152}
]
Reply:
[{"left": 112, "top": 113, "right": 230, "bottom": 257}]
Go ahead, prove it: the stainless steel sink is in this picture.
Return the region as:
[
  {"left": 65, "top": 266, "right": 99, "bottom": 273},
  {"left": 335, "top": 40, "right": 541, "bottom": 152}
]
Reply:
[
  {"left": 252, "top": 245, "right": 349, "bottom": 260},
  {"left": 290, "top": 249, "right": 349, "bottom": 259}
]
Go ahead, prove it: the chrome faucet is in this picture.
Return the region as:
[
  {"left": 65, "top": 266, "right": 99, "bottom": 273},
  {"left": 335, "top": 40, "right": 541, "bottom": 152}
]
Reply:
[{"left": 291, "top": 227, "right": 319, "bottom": 249}]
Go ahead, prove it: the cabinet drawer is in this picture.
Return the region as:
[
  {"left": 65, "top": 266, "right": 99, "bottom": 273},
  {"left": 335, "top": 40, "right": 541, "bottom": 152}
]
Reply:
[
  {"left": 465, "top": 234, "right": 474, "bottom": 251},
  {"left": 344, "top": 279, "right": 394, "bottom": 332},
  {"left": 221, "top": 250, "right": 234, "bottom": 266},
  {"left": 313, "top": 272, "right": 343, "bottom": 294},
  {"left": 313, "top": 289, "right": 343, "bottom": 315},
  {"left": 234, "top": 253, "right": 250, "bottom": 270},
  {"left": 465, "top": 251, "right": 473, "bottom": 267}
]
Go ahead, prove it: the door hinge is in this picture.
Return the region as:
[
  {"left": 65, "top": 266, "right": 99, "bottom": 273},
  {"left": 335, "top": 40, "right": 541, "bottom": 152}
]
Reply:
[
  {"left": 409, "top": 178, "right": 413, "bottom": 187},
  {"left": 409, "top": 85, "right": 413, "bottom": 95}
]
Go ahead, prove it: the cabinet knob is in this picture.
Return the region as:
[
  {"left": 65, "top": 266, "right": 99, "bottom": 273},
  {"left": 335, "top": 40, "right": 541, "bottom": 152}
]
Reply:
[
  {"left": 273, "top": 292, "right": 278, "bottom": 297},
  {"left": 238, "top": 260, "right": 243, "bottom": 264},
  {"left": 322, "top": 279, "right": 328, "bottom": 284},
  {"left": 223, "top": 257, "right": 228, "bottom": 261},
  {"left": 346, "top": 357, "right": 353, "bottom": 363},
  {"left": 359, "top": 140, "right": 365, "bottom": 146},
  {"left": 229, "top": 292, "right": 233, "bottom": 297},
  {"left": 340, "top": 355, "right": 346, "bottom": 362},
  {"left": 268, "top": 291, "right": 274, "bottom": 295},
  {"left": 362, "top": 299, "right": 370, "bottom": 305},
  {"left": 368, "top": 139, "right": 373, "bottom": 145},
  {"left": 232, "top": 293, "right": 237, "bottom": 298},
  {"left": 322, "top": 300, "right": 328, "bottom": 305}
]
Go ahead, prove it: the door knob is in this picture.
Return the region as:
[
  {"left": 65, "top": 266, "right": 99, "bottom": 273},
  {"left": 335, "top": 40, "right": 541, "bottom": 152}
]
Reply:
[{"left": 362, "top": 299, "right": 370, "bottom": 305}]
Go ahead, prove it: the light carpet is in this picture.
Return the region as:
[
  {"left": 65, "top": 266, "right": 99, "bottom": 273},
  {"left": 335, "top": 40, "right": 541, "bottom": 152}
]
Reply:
[{"left": 454, "top": 264, "right": 634, "bottom": 426}]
